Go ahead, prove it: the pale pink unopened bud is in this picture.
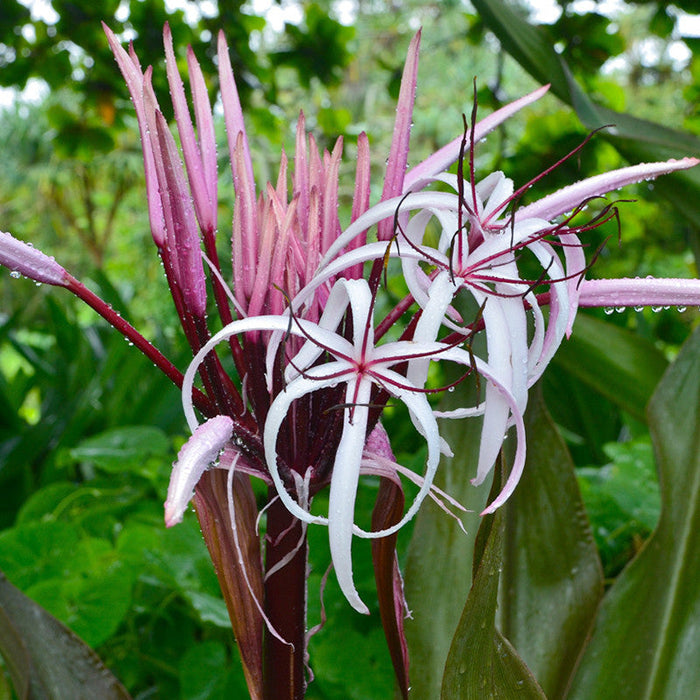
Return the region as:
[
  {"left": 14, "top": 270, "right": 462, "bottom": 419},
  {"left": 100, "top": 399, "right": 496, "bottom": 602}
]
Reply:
[{"left": 0, "top": 231, "right": 68, "bottom": 286}]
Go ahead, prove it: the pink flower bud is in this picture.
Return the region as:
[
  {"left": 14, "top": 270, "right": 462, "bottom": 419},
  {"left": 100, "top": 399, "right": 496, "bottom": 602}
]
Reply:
[{"left": 0, "top": 231, "right": 68, "bottom": 286}]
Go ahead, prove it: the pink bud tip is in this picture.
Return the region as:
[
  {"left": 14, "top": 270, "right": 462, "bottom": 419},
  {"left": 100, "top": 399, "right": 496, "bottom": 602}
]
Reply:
[
  {"left": 164, "top": 415, "right": 234, "bottom": 526},
  {"left": 0, "top": 231, "right": 68, "bottom": 286}
]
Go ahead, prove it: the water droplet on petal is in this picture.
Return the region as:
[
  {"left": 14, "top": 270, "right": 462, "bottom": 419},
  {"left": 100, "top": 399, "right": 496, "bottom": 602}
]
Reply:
[
  {"left": 9, "top": 270, "right": 21, "bottom": 279},
  {"left": 603, "top": 307, "right": 614, "bottom": 315}
]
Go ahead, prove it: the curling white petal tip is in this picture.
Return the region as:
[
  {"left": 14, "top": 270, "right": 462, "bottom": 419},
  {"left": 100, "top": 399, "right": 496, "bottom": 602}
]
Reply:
[{"left": 164, "top": 415, "right": 234, "bottom": 527}]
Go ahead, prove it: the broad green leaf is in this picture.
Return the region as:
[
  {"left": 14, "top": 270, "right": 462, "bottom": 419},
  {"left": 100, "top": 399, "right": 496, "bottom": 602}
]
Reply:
[
  {"left": 577, "top": 438, "right": 661, "bottom": 579},
  {"left": 0, "top": 569, "right": 131, "bottom": 700},
  {"left": 552, "top": 313, "right": 668, "bottom": 422},
  {"left": 543, "top": 362, "right": 621, "bottom": 466},
  {"left": 470, "top": 0, "right": 576, "bottom": 104},
  {"left": 309, "top": 615, "right": 397, "bottom": 700},
  {"left": 403, "top": 387, "right": 492, "bottom": 700},
  {"left": 70, "top": 425, "right": 171, "bottom": 474},
  {"left": 117, "top": 519, "right": 226, "bottom": 626},
  {"left": 442, "top": 505, "right": 545, "bottom": 699},
  {"left": 0, "top": 521, "right": 81, "bottom": 589},
  {"left": 500, "top": 388, "right": 603, "bottom": 697},
  {"left": 183, "top": 590, "right": 231, "bottom": 629},
  {"left": 569, "top": 325, "right": 700, "bottom": 698},
  {"left": 0, "top": 522, "right": 135, "bottom": 648},
  {"left": 179, "top": 641, "right": 248, "bottom": 700}
]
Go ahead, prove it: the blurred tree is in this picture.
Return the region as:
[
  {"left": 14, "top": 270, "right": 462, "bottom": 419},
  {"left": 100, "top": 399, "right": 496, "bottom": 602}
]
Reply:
[{"left": 0, "top": 0, "right": 356, "bottom": 154}]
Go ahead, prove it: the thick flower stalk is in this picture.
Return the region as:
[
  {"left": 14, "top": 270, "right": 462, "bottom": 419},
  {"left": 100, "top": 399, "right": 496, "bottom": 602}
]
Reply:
[{"left": 2, "top": 22, "right": 700, "bottom": 700}]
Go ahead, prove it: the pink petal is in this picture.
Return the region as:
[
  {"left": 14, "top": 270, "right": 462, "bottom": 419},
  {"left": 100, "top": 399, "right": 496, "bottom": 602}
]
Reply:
[
  {"left": 378, "top": 30, "right": 421, "bottom": 240},
  {"left": 165, "top": 415, "right": 234, "bottom": 526},
  {"left": 0, "top": 232, "right": 68, "bottom": 286},
  {"left": 164, "top": 25, "right": 213, "bottom": 233},
  {"left": 103, "top": 24, "right": 166, "bottom": 247},
  {"left": 578, "top": 277, "right": 700, "bottom": 308},
  {"left": 516, "top": 158, "right": 700, "bottom": 222}
]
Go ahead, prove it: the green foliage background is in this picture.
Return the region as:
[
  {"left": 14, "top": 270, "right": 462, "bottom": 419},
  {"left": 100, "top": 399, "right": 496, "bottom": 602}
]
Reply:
[{"left": 1, "top": 0, "right": 699, "bottom": 697}]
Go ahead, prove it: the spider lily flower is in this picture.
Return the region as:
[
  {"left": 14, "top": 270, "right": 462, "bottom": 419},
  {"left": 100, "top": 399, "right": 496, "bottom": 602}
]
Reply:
[
  {"left": 175, "top": 276, "right": 521, "bottom": 614},
  {"left": 289, "top": 144, "right": 699, "bottom": 514},
  {"left": 4, "top": 20, "right": 700, "bottom": 700}
]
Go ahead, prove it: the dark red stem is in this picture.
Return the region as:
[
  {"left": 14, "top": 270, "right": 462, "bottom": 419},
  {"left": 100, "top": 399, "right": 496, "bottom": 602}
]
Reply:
[{"left": 263, "top": 494, "right": 308, "bottom": 700}]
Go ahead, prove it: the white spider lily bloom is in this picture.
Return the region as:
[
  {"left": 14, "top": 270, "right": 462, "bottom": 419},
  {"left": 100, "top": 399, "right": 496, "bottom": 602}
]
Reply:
[
  {"left": 292, "top": 156, "right": 699, "bottom": 514},
  {"left": 173, "top": 277, "right": 516, "bottom": 612}
]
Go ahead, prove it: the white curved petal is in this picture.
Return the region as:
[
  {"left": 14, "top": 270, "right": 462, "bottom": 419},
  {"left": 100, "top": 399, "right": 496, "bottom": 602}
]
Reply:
[
  {"left": 436, "top": 346, "right": 525, "bottom": 498},
  {"left": 525, "top": 291, "right": 545, "bottom": 376},
  {"left": 465, "top": 216, "right": 550, "bottom": 269},
  {"left": 328, "top": 378, "right": 372, "bottom": 614},
  {"left": 319, "top": 191, "right": 462, "bottom": 268},
  {"left": 182, "top": 315, "right": 301, "bottom": 432},
  {"left": 524, "top": 240, "right": 571, "bottom": 383},
  {"left": 285, "top": 282, "right": 356, "bottom": 382},
  {"left": 341, "top": 278, "right": 374, "bottom": 349},
  {"left": 479, "top": 171, "right": 513, "bottom": 221},
  {"left": 294, "top": 241, "right": 438, "bottom": 318},
  {"left": 263, "top": 362, "right": 352, "bottom": 528},
  {"left": 435, "top": 345, "right": 528, "bottom": 512},
  {"left": 181, "top": 314, "right": 349, "bottom": 432},
  {"left": 558, "top": 231, "right": 586, "bottom": 337},
  {"left": 351, "top": 368, "right": 442, "bottom": 539},
  {"left": 473, "top": 383, "right": 511, "bottom": 486},
  {"left": 406, "top": 270, "right": 459, "bottom": 390},
  {"left": 479, "top": 396, "right": 527, "bottom": 515}
]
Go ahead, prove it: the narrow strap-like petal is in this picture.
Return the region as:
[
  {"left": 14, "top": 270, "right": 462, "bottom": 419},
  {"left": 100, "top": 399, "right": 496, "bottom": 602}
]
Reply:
[
  {"left": 578, "top": 276, "right": 700, "bottom": 308},
  {"left": 378, "top": 30, "right": 421, "bottom": 240},
  {"left": 328, "top": 380, "right": 373, "bottom": 614},
  {"left": 515, "top": 158, "right": 700, "bottom": 222},
  {"left": 404, "top": 85, "right": 549, "bottom": 190},
  {"left": 104, "top": 24, "right": 166, "bottom": 247}
]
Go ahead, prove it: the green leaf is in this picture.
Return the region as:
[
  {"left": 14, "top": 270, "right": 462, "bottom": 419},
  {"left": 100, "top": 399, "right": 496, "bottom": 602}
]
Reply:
[
  {"left": 179, "top": 641, "right": 248, "bottom": 700},
  {"left": 552, "top": 313, "right": 668, "bottom": 422},
  {"left": 117, "top": 519, "right": 227, "bottom": 629},
  {"left": 183, "top": 590, "right": 231, "bottom": 629},
  {"left": 309, "top": 616, "right": 397, "bottom": 700},
  {"left": 500, "top": 388, "right": 604, "bottom": 697},
  {"left": 0, "top": 522, "right": 135, "bottom": 648},
  {"left": 0, "top": 569, "right": 131, "bottom": 700},
  {"left": 569, "top": 325, "right": 700, "bottom": 698},
  {"left": 28, "top": 560, "right": 134, "bottom": 649},
  {"left": 577, "top": 438, "right": 661, "bottom": 578},
  {"left": 70, "top": 425, "right": 171, "bottom": 474},
  {"left": 441, "top": 505, "right": 545, "bottom": 699},
  {"left": 470, "top": 0, "right": 579, "bottom": 103}
]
